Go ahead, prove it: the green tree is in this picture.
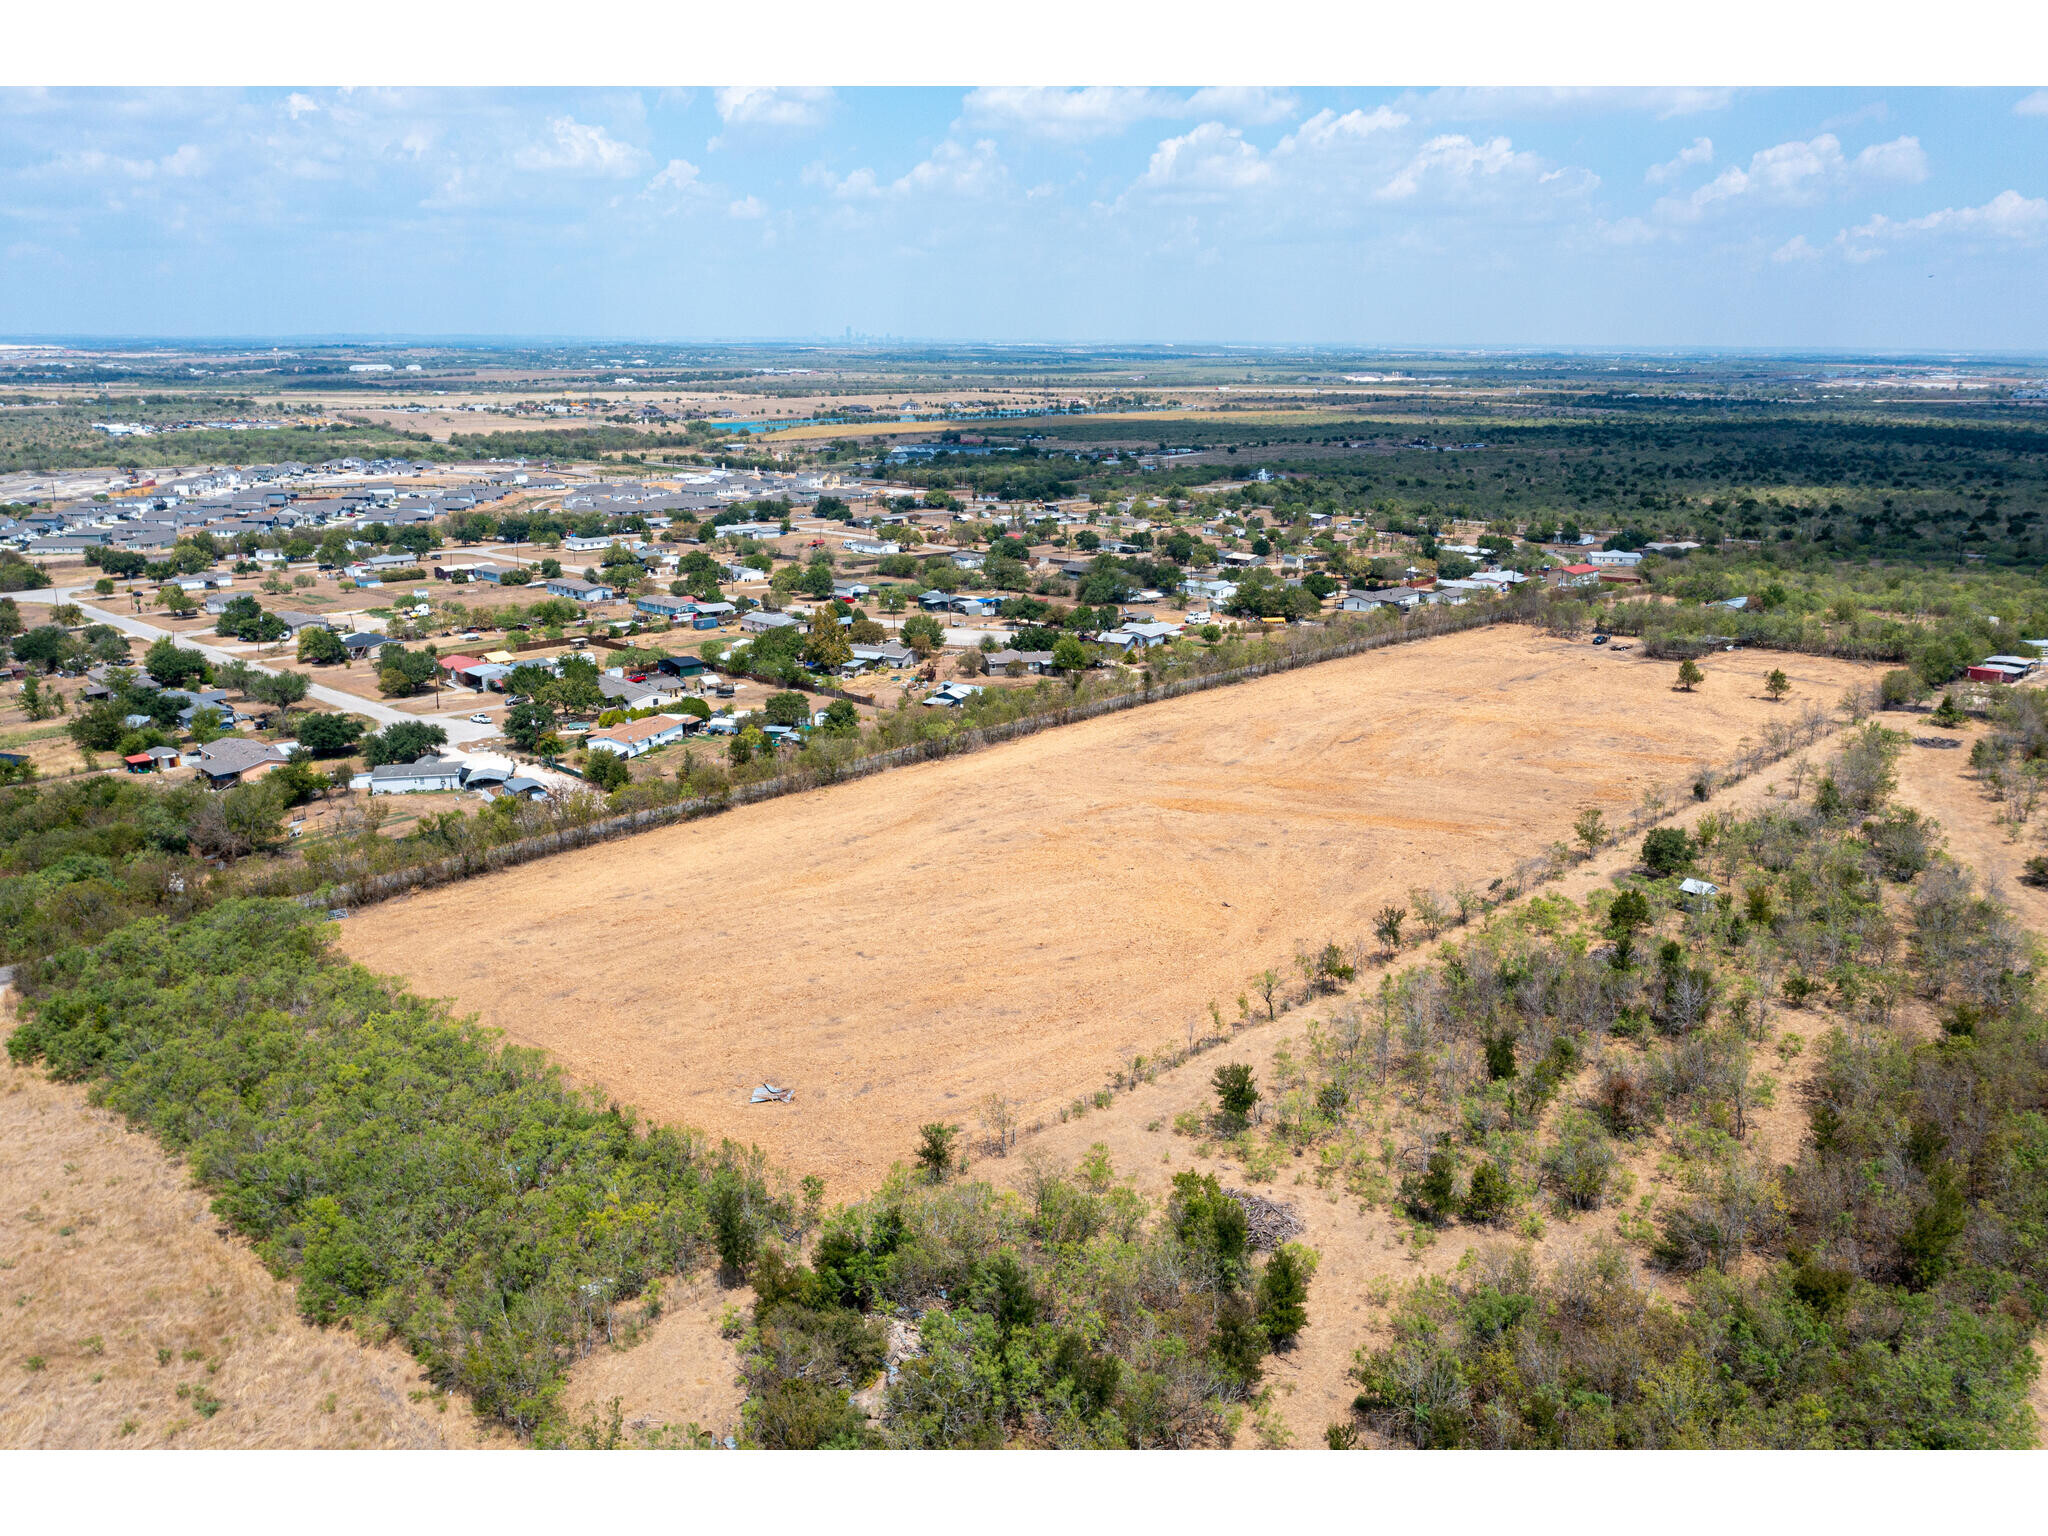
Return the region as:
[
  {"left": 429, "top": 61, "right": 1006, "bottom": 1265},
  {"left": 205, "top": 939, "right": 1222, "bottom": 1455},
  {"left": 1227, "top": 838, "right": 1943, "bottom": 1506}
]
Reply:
[
  {"left": 361, "top": 720, "right": 448, "bottom": 767},
  {"left": 187, "top": 706, "right": 227, "bottom": 745},
  {"left": 763, "top": 691, "right": 810, "bottom": 728},
  {"left": 820, "top": 699, "right": 859, "bottom": 734},
  {"left": 1641, "top": 826, "right": 1693, "bottom": 876},
  {"left": 375, "top": 644, "right": 439, "bottom": 698},
  {"left": 584, "top": 748, "right": 632, "bottom": 792},
  {"left": 1373, "top": 904, "right": 1407, "bottom": 955},
  {"left": 802, "top": 608, "right": 851, "bottom": 671},
  {"left": 1255, "top": 1245, "right": 1315, "bottom": 1348},
  {"left": 1606, "top": 888, "right": 1653, "bottom": 965},
  {"left": 1573, "top": 806, "right": 1608, "bottom": 855},
  {"left": 248, "top": 670, "right": 310, "bottom": 709},
  {"left": 1764, "top": 668, "right": 1791, "bottom": 703},
  {"left": 1051, "top": 634, "right": 1089, "bottom": 675},
  {"left": 915, "top": 1122, "right": 958, "bottom": 1182},
  {"left": 1211, "top": 1062, "right": 1259, "bottom": 1127},
  {"left": 140, "top": 636, "right": 210, "bottom": 689},
  {"left": 294, "top": 711, "right": 365, "bottom": 756},
  {"left": 900, "top": 613, "right": 946, "bottom": 658},
  {"left": 1675, "top": 658, "right": 1705, "bottom": 692},
  {"left": 1462, "top": 1160, "right": 1513, "bottom": 1222},
  {"left": 297, "top": 627, "right": 348, "bottom": 666},
  {"left": 505, "top": 699, "right": 558, "bottom": 753}
]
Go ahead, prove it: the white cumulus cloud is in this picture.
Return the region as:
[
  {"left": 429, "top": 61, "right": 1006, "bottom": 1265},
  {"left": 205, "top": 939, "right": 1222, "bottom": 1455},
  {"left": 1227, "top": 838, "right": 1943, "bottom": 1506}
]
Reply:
[
  {"left": 1660, "top": 131, "right": 1922, "bottom": 219},
  {"left": 1854, "top": 135, "right": 1929, "bottom": 183},
  {"left": 1276, "top": 106, "right": 1409, "bottom": 155},
  {"left": 1419, "top": 87, "right": 1733, "bottom": 121},
  {"left": 1848, "top": 189, "right": 2048, "bottom": 245},
  {"left": 964, "top": 87, "right": 1175, "bottom": 142},
  {"left": 1772, "top": 234, "right": 1821, "bottom": 262},
  {"left": 813, "top": 139, "right": 1006, "bottom": 201},
  {"left": 1183, "top": 87, "right": 1300, "bottom": 125},
  {"left": 1378, "top": 134, "right": 1591, "bottom": 202},
  {"left": 1645, "top": 137, "right": 1713, "bottom": 184},
  {"left": 713, "top": 87, "right": 834, "bottom": 130},
  {"left": 513, "top": 116, "right": 645, "bottom": 177},
  {"left": 963, "top": 86, "right": 1307, "bottom": 142},
  {"left": 1135, "top": 122, "right": 1271, "bottom": 196},
  {"left": 646, "top": 158, "right": 703, "bottom": 195},
  {"left": 2014, "top": 89, "right": 2048, "bottom": 117}
]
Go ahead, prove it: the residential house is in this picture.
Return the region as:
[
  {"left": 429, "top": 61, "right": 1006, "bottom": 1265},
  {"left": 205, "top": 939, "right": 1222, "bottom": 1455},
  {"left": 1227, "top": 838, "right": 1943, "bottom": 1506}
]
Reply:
[
  {"left": 922, "top": 682, "right": 983, "bottom": 708},
  {"left": 189, "top": 737, "right": 287, "bottom": 787},
  {"left": 438, "top": 654, "right": 488, "bottom": 686},
  {"left": 543, "top": 576, "right": 613, "bottom": 603},
  {"left": 635, "top": 594, "right": 695, "bottom": 618},
  {"left": 740, "top": 610, "right": 799, "bottom": 634},
  {"left": 584, "top": 713, "right": 695, "bottom": 758},
  {"left": 361, "top": 756, "right": 465, "bottom": 794},
  {"left": 849, "top": 641, "right": 914, "bottom": 669},
  {"left": 1586, "top": 549, "right": 1644, "bottom": 568},
  {"left": 982, "top": 649, "right": 1056, "bottom": 674},
  {"left": 1340, "top": 587, "right": 1420, "bottom": 612},
  {"left": 599, "top": 674, "right": 688, "bottom": 710}
]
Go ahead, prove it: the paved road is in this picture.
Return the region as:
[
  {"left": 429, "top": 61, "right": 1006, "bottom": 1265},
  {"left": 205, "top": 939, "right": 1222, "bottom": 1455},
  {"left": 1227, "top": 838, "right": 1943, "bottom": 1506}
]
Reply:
[{"left": 14, "top": 588, "right": 499, "bottom": 745}]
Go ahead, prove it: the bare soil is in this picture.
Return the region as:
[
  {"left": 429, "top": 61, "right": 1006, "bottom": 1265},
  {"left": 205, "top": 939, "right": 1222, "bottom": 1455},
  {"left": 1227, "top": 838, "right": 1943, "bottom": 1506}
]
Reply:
[{"left": 340, "top": 627, "right": 1880, "bottom": 1194}]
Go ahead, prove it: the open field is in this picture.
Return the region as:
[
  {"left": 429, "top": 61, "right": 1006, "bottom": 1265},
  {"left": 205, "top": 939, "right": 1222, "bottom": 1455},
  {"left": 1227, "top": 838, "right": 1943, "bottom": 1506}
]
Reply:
[
  {"left": 544, "top": 711, "right": 2048, "bottom": 1449},
  {"left": 341, "top": 626, "right": 1883, "bottom": 1193},
  {"left": 0, "top": 1031, "right": 494, "bottom": 1449}
]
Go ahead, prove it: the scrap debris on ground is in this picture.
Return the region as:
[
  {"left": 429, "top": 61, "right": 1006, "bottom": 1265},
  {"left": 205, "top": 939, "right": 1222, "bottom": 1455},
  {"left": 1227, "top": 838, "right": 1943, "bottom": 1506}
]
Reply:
[
  {"left": 749, "top": 1083, "right": 794, "bottom": 1104},
  {"left": 1225, "top": 1188, "right": 1302, "bottom": 1250}
]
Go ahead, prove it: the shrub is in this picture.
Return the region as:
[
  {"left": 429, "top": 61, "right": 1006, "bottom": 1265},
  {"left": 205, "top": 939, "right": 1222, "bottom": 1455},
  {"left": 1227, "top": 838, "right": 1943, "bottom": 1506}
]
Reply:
[
  {"left": 1255, "top": 1244, "right": 1315, "bottom": 1347},
  {"left": 1540, "top": 1113, "right": 1616, "bottom": 1211},
  {"left": 1211, "top": 1063, "right": 1259, "bottom": 1127},
  {"left": 1641, "top": 827, "right": 1692, "bottom": 876},
  {"left": 1400, "top": 1149, "right": 1458, "bottom": 1225},
  {"left": 1461, "top": 1160, "right": 1513, "bottom": 1223},
  {"left": 915, "top": 1122, "right": 958, "bottom": 1182}
]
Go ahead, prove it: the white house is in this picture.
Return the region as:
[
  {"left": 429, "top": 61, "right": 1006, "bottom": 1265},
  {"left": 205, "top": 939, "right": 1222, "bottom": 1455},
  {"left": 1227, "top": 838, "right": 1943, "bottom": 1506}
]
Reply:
[
  {"left": 360, "top": 756, "right": 465, "bottom": 794},
  {"left": 585, "top": 713, "right": 694, "bottom": 758}
]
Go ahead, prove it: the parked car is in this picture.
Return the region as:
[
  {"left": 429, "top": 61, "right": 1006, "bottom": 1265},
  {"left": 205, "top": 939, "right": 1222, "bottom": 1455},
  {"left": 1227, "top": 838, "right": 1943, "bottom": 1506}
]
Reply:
[{"left": 469, "top": 712, "right": 491, "bottom": 724}]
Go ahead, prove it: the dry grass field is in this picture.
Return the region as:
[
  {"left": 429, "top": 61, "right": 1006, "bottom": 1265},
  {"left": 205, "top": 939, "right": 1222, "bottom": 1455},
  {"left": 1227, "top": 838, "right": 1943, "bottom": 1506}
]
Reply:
[
  {"left": 340, "top": 626, "right": 1882, "bottom": 1193},
  {"left": 0, "top": 1033, "right": 495, "bottom": 1449}
]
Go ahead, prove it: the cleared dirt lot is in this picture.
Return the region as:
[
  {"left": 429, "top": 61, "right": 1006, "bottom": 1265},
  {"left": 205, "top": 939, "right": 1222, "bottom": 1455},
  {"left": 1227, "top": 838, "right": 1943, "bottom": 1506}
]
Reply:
[{"left": 341, "top": 627, "right": 1881, "bottom": 1194}]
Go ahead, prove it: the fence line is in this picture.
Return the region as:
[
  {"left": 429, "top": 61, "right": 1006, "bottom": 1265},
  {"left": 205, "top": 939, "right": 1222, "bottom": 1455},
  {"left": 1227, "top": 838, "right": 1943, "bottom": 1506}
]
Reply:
[{"left": 303, "top": 601, "right": 1515, "bottom": 912}]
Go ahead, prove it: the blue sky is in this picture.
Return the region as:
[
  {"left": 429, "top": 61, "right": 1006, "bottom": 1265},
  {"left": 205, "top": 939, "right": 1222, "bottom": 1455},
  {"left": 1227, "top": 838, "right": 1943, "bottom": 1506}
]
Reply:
[{"left": 2, "top": 86, "right": 2045, "bottom": 350}]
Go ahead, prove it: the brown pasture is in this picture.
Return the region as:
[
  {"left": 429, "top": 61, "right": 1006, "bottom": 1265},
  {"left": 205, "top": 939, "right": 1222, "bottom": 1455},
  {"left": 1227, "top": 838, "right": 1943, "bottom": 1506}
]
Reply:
[{"left": 339, "top": 627, "right": 1882, "bottom": 1195}]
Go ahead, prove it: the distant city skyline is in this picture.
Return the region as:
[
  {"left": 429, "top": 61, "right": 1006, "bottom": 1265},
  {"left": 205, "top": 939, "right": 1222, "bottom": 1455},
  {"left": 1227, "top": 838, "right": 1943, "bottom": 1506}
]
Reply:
[{"left": 3, "top": 87, "right": 2044, "bottom": 349}]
